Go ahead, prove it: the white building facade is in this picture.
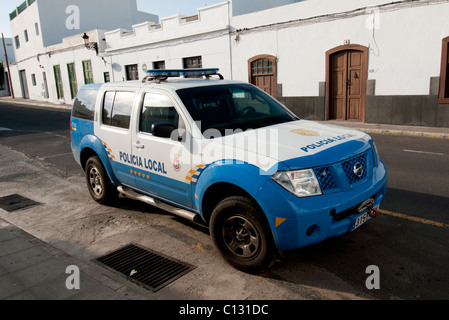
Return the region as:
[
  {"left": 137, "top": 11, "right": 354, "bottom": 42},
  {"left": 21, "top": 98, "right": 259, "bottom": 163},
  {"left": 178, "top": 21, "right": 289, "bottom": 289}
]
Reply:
[
  {"left": 7, "top": 0, "right": 449, "bottom": 127},
  {"left": 8, "top": 0, "right": 158, "bottom": 103},
  {"left": 230, "top": 0, "right": 449, "bottom": 126},
  {"left": 103, "top": 2, "right": 232, "bottom": 82}
]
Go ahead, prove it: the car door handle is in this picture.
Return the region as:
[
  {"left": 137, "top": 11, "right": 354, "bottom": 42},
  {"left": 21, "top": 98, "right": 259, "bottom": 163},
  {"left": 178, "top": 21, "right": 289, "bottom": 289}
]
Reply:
[{"left": 134, "top": 143, "right": 144, "bottom": 149}]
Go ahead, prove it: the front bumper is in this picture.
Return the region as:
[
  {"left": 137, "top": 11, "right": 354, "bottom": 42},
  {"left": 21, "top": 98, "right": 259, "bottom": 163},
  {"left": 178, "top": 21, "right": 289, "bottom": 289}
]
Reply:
[{"left": 256, "top": 160, "right": 387, "bottom": 251}]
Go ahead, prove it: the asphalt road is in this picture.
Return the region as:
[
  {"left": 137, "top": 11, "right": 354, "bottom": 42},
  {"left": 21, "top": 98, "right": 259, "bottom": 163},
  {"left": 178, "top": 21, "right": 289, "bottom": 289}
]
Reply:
[
  {"left": 0, "top": 102, "right": 448, "bottom": 300},
  {"left": 0, "top": 103, "right": 78, "bottom": 178}
]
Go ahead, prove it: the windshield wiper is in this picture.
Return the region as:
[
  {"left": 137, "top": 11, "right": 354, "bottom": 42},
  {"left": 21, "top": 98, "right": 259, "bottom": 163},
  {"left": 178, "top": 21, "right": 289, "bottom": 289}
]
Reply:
[
  {"left": 202, "top": 116, "right": 295, "bottom": 136},
  {"left": 241, "top": 116, "right": 294, "bottom": 130}
]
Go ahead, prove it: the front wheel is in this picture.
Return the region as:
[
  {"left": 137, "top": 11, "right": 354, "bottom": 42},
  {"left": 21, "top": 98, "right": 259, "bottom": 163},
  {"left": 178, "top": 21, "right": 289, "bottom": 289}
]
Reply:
[
  {"left": 85, "top": 156, "right": 117, "bottom": 205},
  {"left": 210, "top": 196, "right": 277, "bottom": 273}
]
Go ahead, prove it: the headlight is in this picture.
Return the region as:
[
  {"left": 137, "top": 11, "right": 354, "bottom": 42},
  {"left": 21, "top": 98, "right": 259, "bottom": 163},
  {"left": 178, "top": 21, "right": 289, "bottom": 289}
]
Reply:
[{"left": 272, "top": 169, "right": 322, "bottom": 197}]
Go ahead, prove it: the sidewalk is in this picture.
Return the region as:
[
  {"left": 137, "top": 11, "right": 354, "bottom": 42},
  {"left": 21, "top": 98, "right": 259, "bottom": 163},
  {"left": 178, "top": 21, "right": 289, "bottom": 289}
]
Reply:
[
  {"left": 1, "top": 96, "right": 449, "bottom": 139},
  {"left": 0, "top": 96, "right": 72, "bottom": 110},
  {"left": 322, "top": 120, "right": 449, "bottom": 140},
  {"left": 0, "top": 218, "right": 151, "bottom": 300}
]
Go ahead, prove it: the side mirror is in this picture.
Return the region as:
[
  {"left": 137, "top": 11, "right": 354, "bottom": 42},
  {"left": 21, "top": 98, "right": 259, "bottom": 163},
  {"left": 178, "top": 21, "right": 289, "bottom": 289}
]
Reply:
[{"left": 151, "top": 123, "right": 176, "bottom": 138}]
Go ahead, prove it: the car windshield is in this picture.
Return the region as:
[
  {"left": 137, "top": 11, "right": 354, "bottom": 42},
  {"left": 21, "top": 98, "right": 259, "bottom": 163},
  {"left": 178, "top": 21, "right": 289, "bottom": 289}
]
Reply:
[{"left": 176, "top": 84, "right": 298, "bottom": 136}]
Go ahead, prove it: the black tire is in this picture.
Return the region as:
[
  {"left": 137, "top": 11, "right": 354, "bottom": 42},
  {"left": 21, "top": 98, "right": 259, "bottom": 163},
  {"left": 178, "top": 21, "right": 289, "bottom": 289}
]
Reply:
[
  {"left": 85, "top": 156, "right": 117, "bottom": 205},
  {"left": 210, "top": 196, "right": 277, "bottom": 273}
]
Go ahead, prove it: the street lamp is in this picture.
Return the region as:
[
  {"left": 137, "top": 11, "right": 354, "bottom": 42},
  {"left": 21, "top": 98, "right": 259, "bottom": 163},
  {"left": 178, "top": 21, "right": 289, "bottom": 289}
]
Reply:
[
  {"left": 82, "top": 32, "right": 89, "bottom": 46},
  {"left": 82, "top": 33, "right": 98, "bottom": 55}
]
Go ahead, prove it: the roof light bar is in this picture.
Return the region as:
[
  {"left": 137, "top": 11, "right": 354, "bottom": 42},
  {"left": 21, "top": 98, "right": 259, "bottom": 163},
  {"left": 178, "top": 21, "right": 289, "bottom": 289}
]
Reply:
[{"left": 145, "top": 68, "right": 221, "bottom": 78}]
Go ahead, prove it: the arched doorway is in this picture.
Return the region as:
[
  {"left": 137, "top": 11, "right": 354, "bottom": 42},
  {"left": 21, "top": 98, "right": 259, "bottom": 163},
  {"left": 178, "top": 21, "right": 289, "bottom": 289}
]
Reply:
[
  {"left": 325, "top": 45, "right": 368, "bottom": 122},
  {"left": 248, "top": 55, "right": 277, "bottom": 98}
]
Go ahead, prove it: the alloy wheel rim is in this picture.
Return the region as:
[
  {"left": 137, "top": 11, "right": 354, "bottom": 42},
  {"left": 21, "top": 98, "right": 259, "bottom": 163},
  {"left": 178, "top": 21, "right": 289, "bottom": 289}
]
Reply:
[
  {"left": 222, "top": 215, "right": 260, "bottom": 258},
  {"left": 89, "top": 166, "right": 103, "bottom": 197}
]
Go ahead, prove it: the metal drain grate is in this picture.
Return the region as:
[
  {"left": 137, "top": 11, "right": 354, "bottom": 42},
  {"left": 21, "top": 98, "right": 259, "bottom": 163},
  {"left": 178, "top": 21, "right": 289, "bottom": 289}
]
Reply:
[
  {"left": 0, "top": 194, "right": 41, "bottom": 212},
  {"left": 94, "top": 244, "right": 195, "bottom": 292}
]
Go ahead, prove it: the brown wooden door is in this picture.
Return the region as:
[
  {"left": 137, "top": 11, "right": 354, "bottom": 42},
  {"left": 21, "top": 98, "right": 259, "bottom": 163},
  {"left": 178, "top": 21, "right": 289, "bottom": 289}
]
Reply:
[
  {"left": 329, "top": 50, "right": 365, "bottom": 121},
  {"left": 249, "top": 55, "right": 277, "bottom": 97}
]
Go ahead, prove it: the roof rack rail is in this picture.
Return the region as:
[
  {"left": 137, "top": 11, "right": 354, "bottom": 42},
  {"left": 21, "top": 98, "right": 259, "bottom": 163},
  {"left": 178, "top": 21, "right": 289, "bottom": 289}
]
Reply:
[{"left": 142, "top": 68, "right": 224, "bottom": 83}]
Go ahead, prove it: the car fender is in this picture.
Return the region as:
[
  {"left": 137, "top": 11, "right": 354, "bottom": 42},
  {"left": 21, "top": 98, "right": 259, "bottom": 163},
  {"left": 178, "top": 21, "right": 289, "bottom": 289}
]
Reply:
[
  {"left": 79, "top": 134, "right": 120, "bottom": 185},
  {"left": 193, "top": 159, "right": 289, "bottom": 218}
]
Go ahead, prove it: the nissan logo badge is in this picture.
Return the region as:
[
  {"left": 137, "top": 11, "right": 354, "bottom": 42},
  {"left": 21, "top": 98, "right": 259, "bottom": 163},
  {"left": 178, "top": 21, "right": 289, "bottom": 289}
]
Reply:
[{"left": 353, "top": 162, "right": 364, "bottom": 178}]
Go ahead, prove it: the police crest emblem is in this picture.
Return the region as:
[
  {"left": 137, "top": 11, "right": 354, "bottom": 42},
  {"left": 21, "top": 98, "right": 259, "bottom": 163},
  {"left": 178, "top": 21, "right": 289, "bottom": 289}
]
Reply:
[
  {"left": 291, "top": 129, "right": 320, "bottom": 136},
  {"left": 173, "top": 154, "right": 181, "bottom": 172}
]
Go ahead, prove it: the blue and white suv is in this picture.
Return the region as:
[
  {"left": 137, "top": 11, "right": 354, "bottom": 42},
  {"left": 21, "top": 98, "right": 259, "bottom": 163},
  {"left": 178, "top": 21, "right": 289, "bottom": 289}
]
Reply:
[{"left": 70, "top": 69, "right": 387, "bottom": 273}]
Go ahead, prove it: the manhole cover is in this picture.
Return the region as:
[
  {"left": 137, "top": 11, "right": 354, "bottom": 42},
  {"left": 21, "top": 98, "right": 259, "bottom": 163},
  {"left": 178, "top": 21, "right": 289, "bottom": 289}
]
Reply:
[
  {"left": 94, "top": 244, "right": 195, "bottom": 292},
  {"left": 0, "top": 194, "right": 41, "bottom": 212}
]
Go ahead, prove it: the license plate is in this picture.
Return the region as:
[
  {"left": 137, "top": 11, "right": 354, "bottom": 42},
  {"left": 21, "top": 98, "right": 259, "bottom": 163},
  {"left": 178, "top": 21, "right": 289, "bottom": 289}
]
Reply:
[{"left": 350, "top": 205, "right": 379, "bottom": 231}]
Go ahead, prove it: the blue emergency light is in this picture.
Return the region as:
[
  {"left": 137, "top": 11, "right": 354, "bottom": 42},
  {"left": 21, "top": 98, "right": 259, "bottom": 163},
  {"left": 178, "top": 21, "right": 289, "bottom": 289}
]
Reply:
[{"left": 144, "top": 68, "right": 223, "bottom": 79}]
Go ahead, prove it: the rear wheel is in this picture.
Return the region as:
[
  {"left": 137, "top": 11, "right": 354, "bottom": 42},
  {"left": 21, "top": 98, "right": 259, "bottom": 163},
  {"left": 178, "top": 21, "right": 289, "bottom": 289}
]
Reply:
[
  {"left": 85, "top": 156, "right": 117, "bottom": 205},
  {"left": 210, "top": 196, "right": 277, "bottom": 273}
]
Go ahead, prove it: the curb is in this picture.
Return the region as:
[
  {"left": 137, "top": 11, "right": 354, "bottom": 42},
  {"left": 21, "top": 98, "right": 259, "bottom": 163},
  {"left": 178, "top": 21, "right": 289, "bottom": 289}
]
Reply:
[
  {"left": 352, "top": 128, "right": 449, "bottom": 140},
  {"left": 320, "top": 121, "right": 449, "bottom": 140},
  {"left": 0, "top": 98, "right": 71, "bottom": 110}
]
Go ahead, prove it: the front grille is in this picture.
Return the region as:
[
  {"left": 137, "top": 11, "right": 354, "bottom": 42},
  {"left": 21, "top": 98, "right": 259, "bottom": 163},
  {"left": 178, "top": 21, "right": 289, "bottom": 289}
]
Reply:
[
  {"left": 314, "top": 151, "right": 370, "bottom": 193},
  {"left": 314, "top": 167, "right": 337, "bottom": 191},
  {"left": 341, "top": 152, "right": 368, "bottom": 185}
]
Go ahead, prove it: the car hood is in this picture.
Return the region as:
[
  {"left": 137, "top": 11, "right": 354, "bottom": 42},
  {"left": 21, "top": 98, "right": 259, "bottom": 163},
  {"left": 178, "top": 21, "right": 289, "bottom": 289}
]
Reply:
[{"left": 214, "top": 119, "right": 371, "bottom": 170}]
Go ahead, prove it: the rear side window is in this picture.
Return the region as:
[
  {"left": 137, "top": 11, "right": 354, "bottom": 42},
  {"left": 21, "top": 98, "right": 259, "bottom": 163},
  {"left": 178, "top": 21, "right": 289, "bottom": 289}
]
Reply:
[
  {"left": 102, "top": 91, "right": 135, "bottom": 129},
  {"left": 72, "top": 89, "right": 98, "bottom": 121}
]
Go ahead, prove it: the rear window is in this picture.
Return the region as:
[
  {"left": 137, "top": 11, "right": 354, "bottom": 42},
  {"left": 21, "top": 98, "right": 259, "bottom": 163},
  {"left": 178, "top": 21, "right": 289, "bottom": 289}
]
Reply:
[
  {"left": 72, "top": 89, "right": 98, "bottom": 121},
  {"left": 102, "top": 91, "right": 135, "bottom": 130}
]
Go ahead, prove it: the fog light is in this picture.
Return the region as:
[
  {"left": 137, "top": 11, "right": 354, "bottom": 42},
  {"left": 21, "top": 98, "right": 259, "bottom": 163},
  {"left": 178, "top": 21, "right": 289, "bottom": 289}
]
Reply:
[{"left": 306, "top": 225, "right": 320, "bottom": 237}]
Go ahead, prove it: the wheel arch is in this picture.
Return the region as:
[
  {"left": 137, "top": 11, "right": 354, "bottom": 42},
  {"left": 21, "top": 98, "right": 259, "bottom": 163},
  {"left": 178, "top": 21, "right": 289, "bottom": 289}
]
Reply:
[
  {"left": 201, "top": 182, "right": 271, "bottom": 230},
  {"left": 194, "top": 161, "right": 275, "bottom": 224},
  {"left": 79, "top": 135, "right": 119, "bottom": 185}
]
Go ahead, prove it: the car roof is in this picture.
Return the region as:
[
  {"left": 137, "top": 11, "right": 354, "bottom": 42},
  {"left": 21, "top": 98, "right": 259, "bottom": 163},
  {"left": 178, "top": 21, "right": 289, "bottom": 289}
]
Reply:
[
  {"left": 81, "top": 78, "right": 248, "bottom": 92},
  {"left": 147, "top": 78, "right": 247, "bottom": 91}
]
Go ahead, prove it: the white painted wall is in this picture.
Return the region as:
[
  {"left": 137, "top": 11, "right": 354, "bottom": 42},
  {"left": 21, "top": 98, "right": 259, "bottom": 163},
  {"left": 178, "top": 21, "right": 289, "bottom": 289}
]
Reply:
[
  {"left": 10, "top": 1, "right": 45, "bottom": 62},
  {"left": 10, "top": 0, "right": 158, "bottom": 61},
  {"left": 230, "top": 0, "right": 449, "bottom": 96},
  {"left": 105, "top": 2, "right": 230, "bottom": 52},
  {"left": 106, "top": 34, "right": 232, "bottom": 83},
  {"left": 35, "top": 0, "right": 158, "bottom": 47},
  {"left": 104, "top": 2, "right": 232, "bottom": 81},
  {"left": 9, "top": 29, "right": 109, "bottom": 104},
  {"left": 9, "top": 2, "right": 232, "bottom": 104}
]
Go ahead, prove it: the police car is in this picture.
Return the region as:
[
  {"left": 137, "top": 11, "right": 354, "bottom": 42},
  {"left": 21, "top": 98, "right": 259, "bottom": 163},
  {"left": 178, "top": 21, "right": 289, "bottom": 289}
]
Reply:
[{"left": 70, "top": 68, "right": 387, "bottom": 273}]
